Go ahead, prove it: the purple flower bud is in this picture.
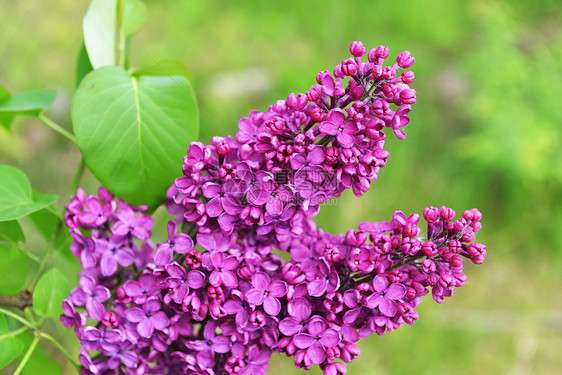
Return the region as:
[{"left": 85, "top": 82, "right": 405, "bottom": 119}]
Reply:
[
  {"left": 341, "top": 59, "right": 357, "bottom": 76},
  {"left": 399, "top": 88, "right": 416, "bottom": 104},
  {"left": 375, "top": 45, "right": 390, "bottom": 60},
  {"left": 439, "top": 206, "right": 456, "bottom": 221},
  {"left": 401, "top": 70, "right": 415, "bottom": 84},
  {"left": 287, "top": 93, "right": 308, "bottom": 110},
  {"left": 422, "top": 241, "right": 438, "bottom": 257},
  {"left": 448, "top": 240, "right": 462, "bottom": 253},
  {"left": 423, "top": 206, "right": 440, "bottom": 222},
  {"left": 265, "top": 117, "right": 285, "bottom": 133},
  {"left": 310, "top": 107, "right": 326, "bottom": 123},
  {"left": 216, "top": 140, "right": 230, "bottom": 156},
  {"left": 102, "top": 311, "right": 118, "bottom": 328},
  {"left": 380, "top": 66, "right": 396, "bottom": 80},
  {"left": 349, "top": 41, "right": 366, "bottom": 57},
  {"left": 396, "top": 51, "right": 415, "bottom": 68},
  {"left": 371, "top": 64, "right": 382, "bottom": 78}
]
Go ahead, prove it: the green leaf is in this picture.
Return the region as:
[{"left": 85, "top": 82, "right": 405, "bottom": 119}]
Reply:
[
  {"left": 0, "top": 86, "right": 14, "bottom": 129},
  {"left": 19, "top": 333, "right": 61, "bottom": 375},
  {"left": 132, "top": 58, "right": 193, "bottom": 81},
  {"left": 0, "top": 245, "right": 31, "bottom": 295},
  {"left": 28, "top": 208, "right": 59, "bottom": 241},
  {"left": 72, "top": 66, "right": 200, "bottom": 207},
  {"left": 0, "top": 165, "right": 59, "bottom": 221},
  {"left": 83, "top": 0, "right": 117, "bottom": 69},
  {"left": 122, "top": 0, "right": 147, "bottom": 36},
  {"left": 0, "top": 220, "right": 25, "bottom": 243},
  {"left": 33, "top": 268, "right": 70, "bottom": 318},
  {"left": 0, "top": 313, "right": 25, "bottom": 370},
  {"left": 75, "top": 43, "right": 94, "bottom": 88},
  {"left": 0, "top": 90, "right": 56, "bottom": 117}
]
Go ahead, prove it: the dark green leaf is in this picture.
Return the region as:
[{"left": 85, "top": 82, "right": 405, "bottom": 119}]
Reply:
[
  {"left": 20, "top": 333, "right": 61, "bottom": 375},
  {"left": 132, "top": 58, "right": 193, "bottom": 81},
  {"left": 0, "top": 90, "right": 56, "bottom": 117},
  {"left": 83, "top": 0, "right": 117, "bottom": 69},
  {"left": 0, "top": 313, "right": 25, "bottom": 370},
  {"left": 122, "top": 0, "right": 147, "bottom": 36},
  {"left": 0, "top": 165, "right": 59, "bottom": 221},
  {"left": 0, "top": 220, "right": 25, "bottom": 243},
  {"left": 33, "top": 268, "right": 70, "bottom": 318},
  {"left": 72, "top": 66, "right": 199, "bottom": 207},
  {"left": 0, "top": 245, "right": 31, "bottom": 295},
  {"left": 75, "top": 43, "right": 94, "bottom": 88}
]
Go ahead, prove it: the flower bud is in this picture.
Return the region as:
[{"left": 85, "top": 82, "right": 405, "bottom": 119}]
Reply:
[
  {"left": 310, "top": 107, "right": 326, "bottom": 122},
  {"left": 375, "top": 45, "right": 390, "bottom": 59},
  {"left": 439, "top": 206, "right": 456, "bottom": 221},
  {"left": 422, "top": 241, "right": 438, "bottom": 257},
  {"left": 350, "top": 41, "right": 366, "bottom": 57},
  {"left": 399, "top": 88, "right": 416, "bottom": 104},
  {"left": 102, "top": 311, "right": 118, "bottom": 328},
  {"left": 396, "top": 51, "right": 415, "bottom": 68},
  {"left": 401, "top": 70, "right": 415, "bottom": 84},
  {"left": 216, "top": 140, "right": 230, "bottom": 156}
]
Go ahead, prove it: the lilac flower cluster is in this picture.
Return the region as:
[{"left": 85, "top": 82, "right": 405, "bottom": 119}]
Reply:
[{"left": 62, "top": 42, "right": 487, "bottom": 375}]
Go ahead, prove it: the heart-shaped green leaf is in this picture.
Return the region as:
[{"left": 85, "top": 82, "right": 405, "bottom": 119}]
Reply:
[
  {"left": 0, "top": 220, "right": 25, "bottom": 244},
  {"left": 132, "top": 58, "right": 193, "bottom": 81},
  {"left": 0, "top": 245, "right": 31, "bottom": 295},
  {"left": 0, "top": 90, "right": 56, "bottom": 117},
  {"left": 75, "top": 43, "right": 94, "bottom": 88},
  {"left": 0, "top": 165, "right": 59, "bottom": 221},
  {"left": 83, "top": 0, "right": 117, "bottom": 69},
  {"left": 72, "top": 66, "right": 199, "bottom": 207},
  {"left": 33, "top": 268, "right": 71, "bottom": 318},
  {"left": 122, "top": 0, "right": 147, "bottom": 36},
  {"left": 0, "top": 313, "right": 24, "bottom": 370}
]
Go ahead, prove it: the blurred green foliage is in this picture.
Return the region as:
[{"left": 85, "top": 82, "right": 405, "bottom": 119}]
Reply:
[{"left": 1, "top": 0, "right": 561, "bottom": 374}]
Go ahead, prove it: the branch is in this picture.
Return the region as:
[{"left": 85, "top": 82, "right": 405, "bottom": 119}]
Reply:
[{"left": 0, "top": 291, "right": 33, "bottom": 310}]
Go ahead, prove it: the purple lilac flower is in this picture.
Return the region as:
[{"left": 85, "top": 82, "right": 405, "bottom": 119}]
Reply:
[
  {"left": 246, "top": 272, "right": 288, "bottom": 316},
  {"left": 293, "top": 317, "right": 340, "bottom": 365},
  {"left": 125, "top": 299, "right": 170, "bottom": 338},
  {"left": 366, "top": 275, "right": 406, "bottom": 317},
  {"left": 69, "top": 274, "right": 110, "bottom": 321},
  {"left": 154, "top": 221, "right": 195, "bottom": 265},
  {"left": 186, "top": 322, "right": 231, "bottom": 368}
]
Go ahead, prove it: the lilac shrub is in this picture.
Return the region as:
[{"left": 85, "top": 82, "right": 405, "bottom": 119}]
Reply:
[{"left": 62, "top": 41, "right": 486, "bottom": 374}]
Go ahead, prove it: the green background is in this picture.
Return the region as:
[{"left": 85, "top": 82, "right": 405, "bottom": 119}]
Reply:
[{"left": 1, "top": 0, "right": 561, "bottom": 373}]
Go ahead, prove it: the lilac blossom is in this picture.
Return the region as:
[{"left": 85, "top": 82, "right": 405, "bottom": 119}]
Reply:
[
  {"left": 245, "top": 272, "right": 287, "bottom": 315},
  {"left": 61, "top": 42, "right": 487, "bottom": 375}
]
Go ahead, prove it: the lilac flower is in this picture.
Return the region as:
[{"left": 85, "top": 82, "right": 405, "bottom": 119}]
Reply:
[
  {"left": 101, "top": 340, "right": 139, "bottom": 369},
  {"left": 125, "top": 299, "right": 170, "bottom": 338},
  {"left": 240, "top": 345, "right": 272, "bottom": 375},
  {"left": 293, "top": 317, "right": 340, "bottom": 364},
  {"left": 96, "top": 236, "right": 135, "bottom": 276},
  {"left": 202, "top": 181, "right": 241, "bottom": 218},
  {"left": 366, "top": 275, "right": 406, "bottom": 317},
  {"left": 165, "top": 261, "right": 205, "bottom": 304},
  {"left": 246, "top": 272, "right": 287, "bottom": 316},
  {"left": 154, "top": 221, "right": 195, "bottom": 266},
  {"left": 122, "top": 274, "right": 159, "bottom": 304},
  {"left": 78, "top": 196, "right": 114, "bottom": 227},
  {"left": 82, "top": 326, "right": 122, "bottom": 351},
  {"left": 69, "top": 274, "right": 110, "bottom": 321},
  {"left": 186, "top": 322, "right": 231, "bottom": 368},
  {"left": 112, "top": 204, "right": 153, "bottom": 240},
  {"left": 60, "top": 299, "right": 86, "bottom": 332},
  {"left": 319, "top": 109, "right": 358, "bottom": 148},
  {"left": 208, "top": 251, "right": 239, "bottom": 288},
  {"left": 279, "top": 299, "right": 312, "bottom": 336}
]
